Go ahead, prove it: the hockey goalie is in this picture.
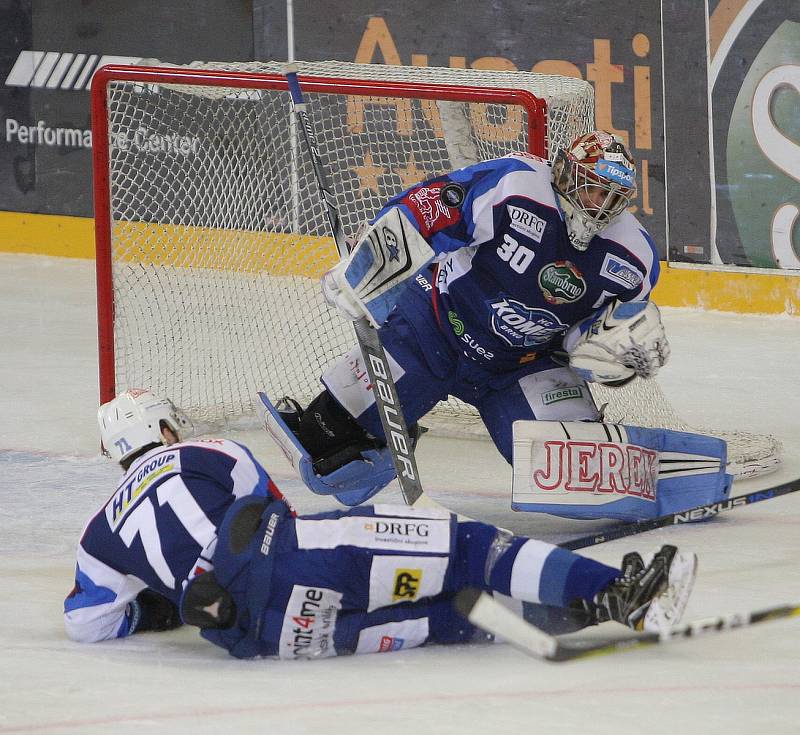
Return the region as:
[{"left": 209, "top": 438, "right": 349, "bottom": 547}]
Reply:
[{"left": 260, "top": 129, "right": 732, "bottom": 519}]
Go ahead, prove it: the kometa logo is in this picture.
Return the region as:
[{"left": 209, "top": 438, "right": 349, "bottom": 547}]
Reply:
[{"left": 488, "top": 297, "right": 566, "bottom": 348}]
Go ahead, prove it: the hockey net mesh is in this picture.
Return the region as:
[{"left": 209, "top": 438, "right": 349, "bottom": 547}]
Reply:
[{"left": 98, "top": 60, "right": 781, "bottom": 477}]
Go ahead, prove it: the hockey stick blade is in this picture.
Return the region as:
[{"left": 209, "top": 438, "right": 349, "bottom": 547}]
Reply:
[
  {"left": 456, "top": 589, "right": 800, "bottom": 662},
  {"left": 454, "top": 588, "right": 558, "bottom": 659},
  {"left": 559, "top": 477, "right": 800, "bottom": 550}
]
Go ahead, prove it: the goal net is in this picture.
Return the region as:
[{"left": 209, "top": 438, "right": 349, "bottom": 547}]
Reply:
[{"left": 92, "top": 60, "right": 781, "bottom": 478}]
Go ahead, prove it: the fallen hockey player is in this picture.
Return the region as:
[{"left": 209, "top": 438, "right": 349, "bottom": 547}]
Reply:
[{"left": 65, "top": 389, "right": 697, "bottom": 660}]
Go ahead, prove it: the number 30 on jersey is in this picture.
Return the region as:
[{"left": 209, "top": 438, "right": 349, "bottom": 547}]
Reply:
[{"left": 496, "top": 234, "right": 535, "bottom": 274}]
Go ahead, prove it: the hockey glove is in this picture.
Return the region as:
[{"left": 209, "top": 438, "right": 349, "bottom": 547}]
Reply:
[
  {"left": 564, "top": 300, "right": 670, "bottom": 384},
  {"left": 321, "top": 207, "right": 435, "bottom": 328},
  {"left": 126, "top": 589, "right": 182, "bottom": 634}
]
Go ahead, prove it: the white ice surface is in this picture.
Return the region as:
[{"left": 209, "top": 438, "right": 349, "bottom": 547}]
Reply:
[{"left": 1, "top": 253, "right": 799, "bottom": 734}]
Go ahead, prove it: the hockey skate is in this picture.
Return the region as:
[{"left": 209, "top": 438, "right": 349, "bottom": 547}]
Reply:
[{"left": 590, "top": 545, "right": 697, "bottom": 633}]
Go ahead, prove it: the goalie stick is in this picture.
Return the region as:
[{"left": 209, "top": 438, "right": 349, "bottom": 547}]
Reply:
[
  {"left": 455, "top": 588, "right": 800, "bottom": 662},
  {"left": 283, "top": 64, "right": 426, "bottom": 508},
  {"left": 558, "top": 477, "right": 800, "bottom": 550}
]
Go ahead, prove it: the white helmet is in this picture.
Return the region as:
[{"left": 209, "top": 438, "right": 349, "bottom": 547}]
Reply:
[
  {"left": 98, "top": 389, "right": 192, "bottom": 462},
  {"left": 552, "top": 130, "right": 637, "bottom": 250}
]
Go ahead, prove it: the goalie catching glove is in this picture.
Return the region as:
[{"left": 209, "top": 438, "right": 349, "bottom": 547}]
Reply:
[
  {"left": 563, "top": 299, "right": 670, "bottom": 385},
  {"left": 321, "top": 207, "right": 435, "bottom": 328}
]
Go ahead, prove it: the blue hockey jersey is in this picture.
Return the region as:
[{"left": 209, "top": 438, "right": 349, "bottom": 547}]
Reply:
[
  {"left": 380, "top": 153, "right": 660, "bottom": 370},
  {"left": 64, "top": 439, "right": 280, "bottom": 643}
]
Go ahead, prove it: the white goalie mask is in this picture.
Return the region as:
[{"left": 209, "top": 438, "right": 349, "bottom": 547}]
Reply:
[
  {"left": 98, "top": 389, "right": 192, "bottom": 462},
  {"left": 552, "top": 130, "right": 637, "bottom": 251}
]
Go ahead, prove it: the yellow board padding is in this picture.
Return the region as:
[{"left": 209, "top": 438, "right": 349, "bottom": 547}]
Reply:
[
  {"left": 652, "top": 265, "right": 800, "bottom": 316},
  {"left": 1, "top": 211, "right": 798, "bottom": 314},
  {"left": 0, "top": 210, "right": 95, "bottom": 259},
  {"left": 111, "top": 221, "right": 338, "bottom": 277}
]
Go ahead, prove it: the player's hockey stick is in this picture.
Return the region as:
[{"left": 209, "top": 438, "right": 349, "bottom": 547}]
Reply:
[
  {"left": 455, "top": 588, "right": 800, "bottom": 662},
  {"left": 558, "top": 477, "right": 800, "bottom": 550},
  {"left": 283, "top": 64, "right": 426, "bottom": 507}
]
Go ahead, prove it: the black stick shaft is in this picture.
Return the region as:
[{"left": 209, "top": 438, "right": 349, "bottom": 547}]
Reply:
[
  {"left": 558, "top": 480, "right": 799, "bottom": 550},
  {"left": 283, "top": 65, "right": 425, "bottom": 505},
  {"left": 553, "top": 602, "right": 800, "bottom": 661}
]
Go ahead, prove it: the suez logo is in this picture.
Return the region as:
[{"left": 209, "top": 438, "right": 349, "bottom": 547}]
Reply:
[
  {"left": 446, "top": 311, "right": 494, "bottom": 360},
  {"left": 531, "top": 440, "right": 657, "bottom": 500},
  {"left": 4, "top": 50, "right": 143, "bottom": 90}
]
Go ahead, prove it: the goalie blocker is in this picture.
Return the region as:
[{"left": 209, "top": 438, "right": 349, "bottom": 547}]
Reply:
[
  {"left": 321, "top": 207, "right": 435, "bottom": 328},
  {"left": 512, "top": 421, "right": 733, "bottom": 521}
]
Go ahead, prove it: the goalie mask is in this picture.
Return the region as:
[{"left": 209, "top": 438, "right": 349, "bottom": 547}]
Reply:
[
  {"left": 98, "top": 389, "right": 192, "bottom": 462},
  {"left": 552, "top": 131, "right": 637, "bottom": 250}
]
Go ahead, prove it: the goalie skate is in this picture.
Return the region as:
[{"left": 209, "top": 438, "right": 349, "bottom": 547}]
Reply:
[{"left": 593, "top": 544, "right": 698, "bottom": 633}]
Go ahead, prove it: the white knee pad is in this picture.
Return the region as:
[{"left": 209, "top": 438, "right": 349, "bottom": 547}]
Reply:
[{"left": 518, "top": 367, "right": 600, "bottom": 421}]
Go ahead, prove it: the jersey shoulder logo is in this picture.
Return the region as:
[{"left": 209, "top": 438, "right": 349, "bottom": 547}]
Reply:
[
  {"left": 440, "top": 182, "right": 466, "bottom": 208},
  {"left": 600, "top": 253, "right": 644, "bottom": 289},
  {"left": 402, "top": 182, "right": 462, "bottom": 237},
  {"left": 538, "top": 261, "right": 586, "bottom": 304}
]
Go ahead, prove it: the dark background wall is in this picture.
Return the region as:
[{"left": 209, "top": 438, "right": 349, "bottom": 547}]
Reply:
[
  {"left": 1, "top": 0, "right": 797, "bottom": 269},
  {"left": 257, "top": 0, "right": 669, "bottom": 259},
  {"left": 1, "top": 0, "right": 252, "bottom": 217}
]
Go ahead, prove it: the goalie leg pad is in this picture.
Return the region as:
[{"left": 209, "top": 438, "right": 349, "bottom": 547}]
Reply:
[
  {"left": 511, "top": 420, "right": 732, "bottom": 521},
  {"left": 625, "top": 425, "right": 733, "bottom": 517},
  {"left": 258, "top": 391, "right": 395, "bottom": 505}
]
